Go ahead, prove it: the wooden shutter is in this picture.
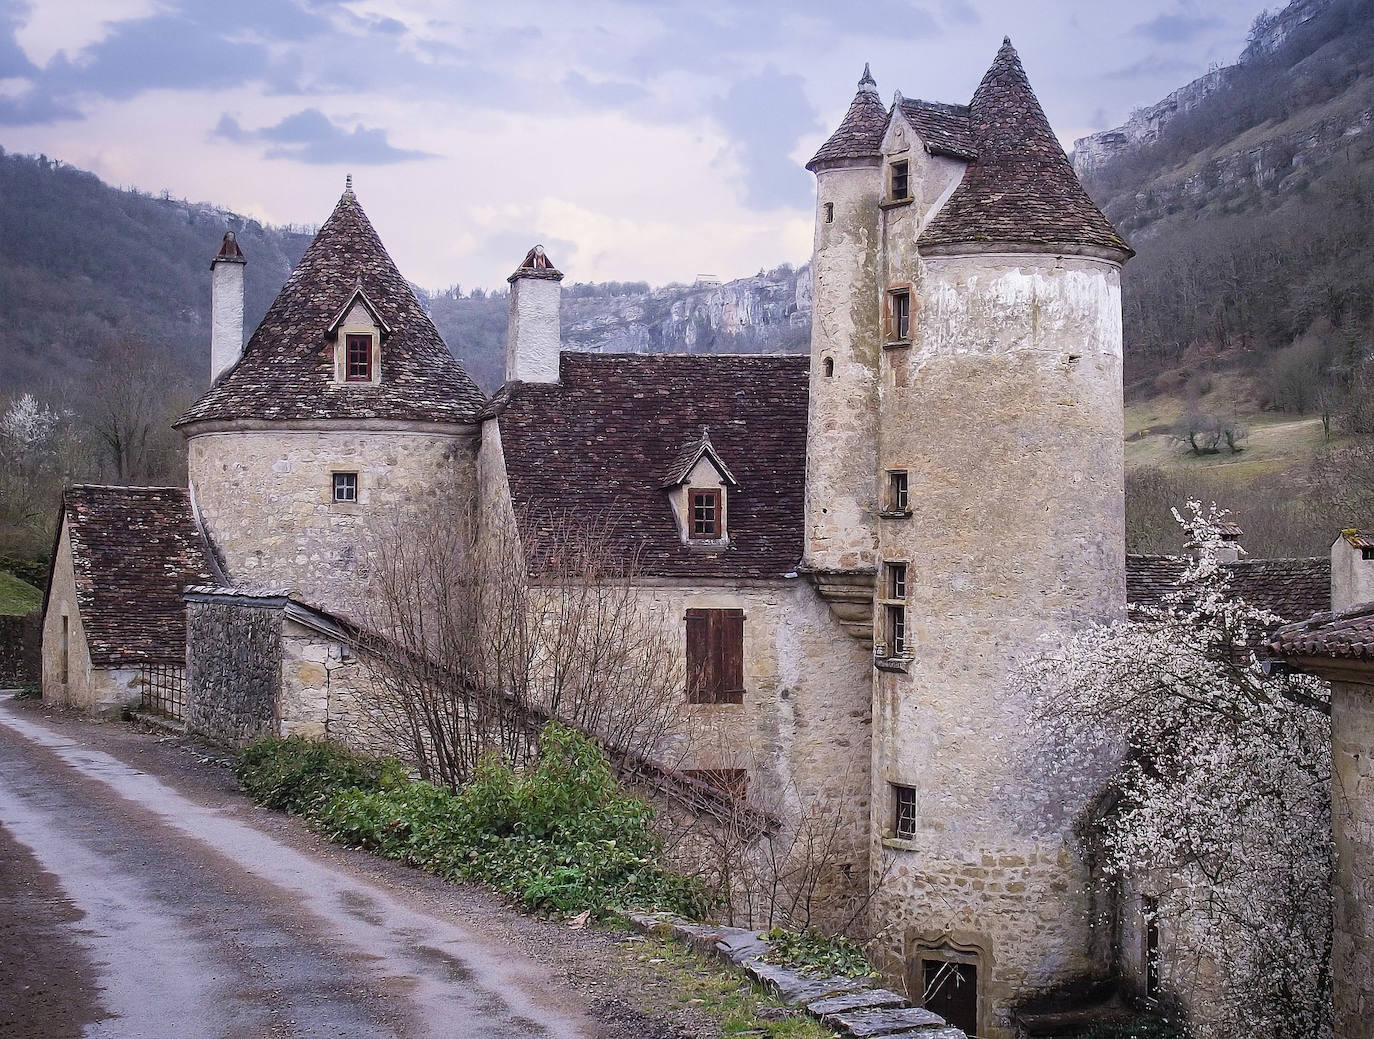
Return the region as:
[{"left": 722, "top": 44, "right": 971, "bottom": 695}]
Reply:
[
  {"left": 686, "top": 609, "right": 712, "bottom": 703},
  {"left": 717, "top": 609, "right": 744, "bottom": 703},
  {"left": 686, "top": 608, "right": 745, "bottom": 704}
]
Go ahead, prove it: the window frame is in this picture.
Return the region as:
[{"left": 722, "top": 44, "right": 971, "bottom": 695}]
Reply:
[
  {"left": 823, "top": 201, "right": 834, "bottom": 223},
  {"left": 887, "top": 287, "right": 912, "bottom": 342},
  {"left": 332, "top": 471, "right": 359, "bottom": 504},
  {"left": 887, "top": 470, "right": 910, "bottom": 514},
  {"left": 889, "top": 159, "right": 910, "bottom": 201},
  {"left": 888, "top": 561, "right": 908, "bottom": 600},
  {"left": 686, "top": 607, "right": 745, "bottom": 705},
  {"left": 688, "top": 487, "right": 723, "bottom": 540},
  {"left": 893, "top": 783, "right": 917, "bottom": 840},
  {"left": 345, "top": 332, "right": 374, "bottom": 382},
  {"left": 884, "top": 602, "right": 907, "bottom": 658}
]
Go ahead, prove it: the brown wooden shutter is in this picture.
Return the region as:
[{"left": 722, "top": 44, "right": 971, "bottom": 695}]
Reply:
[
  {"left": 717, "top": 608, "right": 744, "bottom": 703},
  {"left": 686, "top": 609, "right": 710, "bottom": 703}
]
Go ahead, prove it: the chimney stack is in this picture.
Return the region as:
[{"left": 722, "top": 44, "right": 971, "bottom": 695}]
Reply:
[
  {"left": 1332, "top": 530, "right": 1374, "bottom": 612},
  {"left": 505, "top": 245, "right": 562, "bottom": 384},
  {"left": 210, "top": 231, "right": 246, "bottom": 384}
]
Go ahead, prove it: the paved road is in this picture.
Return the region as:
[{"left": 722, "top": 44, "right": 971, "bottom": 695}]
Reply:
[{"left": 0, "top": 697, "right": 601, "bottom": 1039}]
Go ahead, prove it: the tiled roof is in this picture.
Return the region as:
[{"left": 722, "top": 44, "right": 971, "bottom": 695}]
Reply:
[
  {"left": 896, "top": 99, "right": 977, "bottom": 161},
  {"left": 178, "top": 187, "right": 486, "bottom": 428},
  {"left": 1127, "top": 553, "right": 1331, "bottom": 633},
  {"left": 497, "top": 353, "right": 808, "bottom": 579},
  {"left": 1270, "top": 605, "right": 1374, "bottom": 662},
  {"left": 807, "top": 65, "right": 890, "bottom": 171},
  {"left": 661, "top": 429, "right": 738, "bottom": 488},
  {"left": 60, "top": 486, "right": 217, "bottom": 666},
  {"left": 919, "top": 39, "right": 1132, "bottom": 256}
]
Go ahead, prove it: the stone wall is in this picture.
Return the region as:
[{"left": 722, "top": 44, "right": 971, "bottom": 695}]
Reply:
[
  {"left": 278, "top": 616, "right": 388, "bottom": 753},
  {"left": 0, "top": 613, "right": 38, "bottom": 687},
  {"left": 40, "top": 523, "right": 108, "bottom": 712},
  {"left": 187, "top": 426, "right": 478, "bottom": 616},
  {"left": 186, "top": 601, "right": 282, "bottom": 746},
  {"left": 1332, "top": 678, "right": 1374, "bottom": 1035}
]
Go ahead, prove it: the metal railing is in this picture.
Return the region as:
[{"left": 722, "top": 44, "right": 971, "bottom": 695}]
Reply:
[{"left": 139, "top": 663, "right": 186, "bottom": 720}]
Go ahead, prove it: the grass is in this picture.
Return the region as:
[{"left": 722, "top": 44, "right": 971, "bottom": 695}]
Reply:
[
  {"left": 0, "top": 571, "right": 41, "bottom": 616},
  {"left": 632, "top": 937, "right": 836, "bottom": 1038}
]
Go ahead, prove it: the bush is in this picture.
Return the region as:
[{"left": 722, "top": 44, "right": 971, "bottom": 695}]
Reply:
[
  {"left": 238, "top": 724, "right": 712, "bottom": 920},
  {"left": 760, "top": 928, "right": 875, "bottom": 979}
]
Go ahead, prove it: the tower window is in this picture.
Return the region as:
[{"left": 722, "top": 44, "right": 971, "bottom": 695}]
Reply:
[
  {"left": 823, "top": 202, "right": 834, "bottom": 223},
  {"left": 884, "top": 603, "right": 906, "bottom": 657},
  {"left": 887, "top": 561, "right": 908, "bottom": 599},
  {"left": 1362, "top": 547, "right": 1374, "bottom": 561},
  {"left": 823, "top": 357, "right": 835, "bottom": 378},
  {"left": 890, "top": 160, "right": 910, "bottom": 200},
  {"left": 345, "top": 333, "right": 373, "bottom": 381},
  {"left": 690, "top": 489, "right": 722, "bottom": 539},
  {"left": 888, "top": 470, "right": 909, "bottom": 513},
  {"left": 893, "top": 784, "right": 917, "bottom": 839},
  {"left": 888, "top": 289, "right": 911, "bottom": 341},
  {"left": 332, "top": 472, "right": 358, "bottom": 503}
]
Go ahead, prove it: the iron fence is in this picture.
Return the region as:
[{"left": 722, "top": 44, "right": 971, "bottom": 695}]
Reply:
[{"left": 139, "top": 663, "right": 186, "bottom": 720}]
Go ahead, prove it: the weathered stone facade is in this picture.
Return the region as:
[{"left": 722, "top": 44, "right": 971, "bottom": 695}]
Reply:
[
  {"left": 1331, "top": 678, "right": 1374, "bottom": 1035},
  {"left": 185, "top": 599, "right": 282, "bottom": 745},
  {"left": 41, "top": 524, "right": 132, "bottom": 714},
  {"left": 188, "top": 426, "right": 477, "bottom": 615}
]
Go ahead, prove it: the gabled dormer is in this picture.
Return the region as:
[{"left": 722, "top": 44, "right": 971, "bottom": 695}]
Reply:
[
  {"left": 327, "top": 281, "right": 392, "bottom": 386},
  {"left": 663, "top": 427, "right": 737, "bottom": 546}
]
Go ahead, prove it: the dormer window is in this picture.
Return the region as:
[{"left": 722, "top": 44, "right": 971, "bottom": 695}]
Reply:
[
  {"left": 690, "top": 489, "right": 722, "bottom": 539},
  {"left": 346, "top": 334, "right": 373, "bottom": 381},
  {"left": 890, "top": 160, "right": 910, "bottom": 200}
]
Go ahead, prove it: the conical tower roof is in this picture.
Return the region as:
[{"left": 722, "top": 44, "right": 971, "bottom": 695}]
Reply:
[
  {"left": 806, "top": 64, "right": 890, "bottom": 172},
  {"left": 178, "top": 184, "right": 487, "bottom": 427},
  {"left": 919, "top": 39, "right": 1131, "bottom": 257}
]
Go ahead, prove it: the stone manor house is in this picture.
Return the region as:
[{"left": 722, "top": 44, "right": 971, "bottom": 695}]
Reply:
[{"left": 38, "top": 41, "right": 1372, "bottom": 1038}]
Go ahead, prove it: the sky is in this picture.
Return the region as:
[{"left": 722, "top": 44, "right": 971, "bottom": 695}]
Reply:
[{"left": 0, "top": 0, "right": 1268, "bottom": 290}]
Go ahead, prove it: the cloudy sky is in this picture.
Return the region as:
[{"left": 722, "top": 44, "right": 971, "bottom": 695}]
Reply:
[{"left": 0, "top": 0, "right": 1265, "bottom": 290}]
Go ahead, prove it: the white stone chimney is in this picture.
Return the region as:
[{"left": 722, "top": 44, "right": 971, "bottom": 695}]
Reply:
[
  {"left": 505, "top": 245, "right": 562, "bottom": 384},
  {"left": 210, "top": 231, "right": 246, "bottom": 384},
  {"left": 1331, "top": 530, "right": 1374, "bottom": 612}
]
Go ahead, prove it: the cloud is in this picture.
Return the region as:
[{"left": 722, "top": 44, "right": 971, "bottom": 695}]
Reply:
[
  {"left": 0, "top": 89, "right": 80, "bottom": 125},
  {"left": 0, "top": 0, "right": 32, "bottom": 78},
  {"left": 214, "top": 107, "right": 435, "bottom": 165},
  {"left": 712, "top": 67, "right": 820, "bottom": 211},
  {"left": 1131, "top": 12, "right": 1224, "bottom": 45},
  {"left": 562, "top": 71, "right": 648, "bottom": 109}
]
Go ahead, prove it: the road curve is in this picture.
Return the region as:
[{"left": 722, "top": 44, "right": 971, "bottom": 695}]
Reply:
[{"left": 0, "top": 697, "right": 599, "bottom": 1039}]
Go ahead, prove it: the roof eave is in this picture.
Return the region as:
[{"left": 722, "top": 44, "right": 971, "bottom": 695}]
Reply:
[{"left": 918, "top": 238, "right": 1134, "bottom": 264}]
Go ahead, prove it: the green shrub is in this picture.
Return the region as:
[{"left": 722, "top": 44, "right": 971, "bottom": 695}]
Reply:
[
  {"left": 234, "top": 736, "right": 402, "bottom": 815},
  {"left": 761, "top": 928, "right": 876, "bottom": 979},
  {"left": 238, "top": 724, "right": 712, "bottom": 920}
]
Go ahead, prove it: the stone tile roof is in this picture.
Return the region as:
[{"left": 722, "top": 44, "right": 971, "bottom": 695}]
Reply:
[
  {"left": 918, "top": 39, "right": 1132, "bottom": 257},
  {"left": 896, "top": 99, "right": 977, "bottom": 161},
  {"left": 1270, "top": 604, "right": 1374, "bottom": 661},
  {"left": 178, "top": 187, "right": 486, "bottom": 428},
  {"left": 1127, "top": 553, "right": 1331, "bottom": 626},
  {"left": 807, "top": 65, "right": 890, "bottom": 171},
  {"left": 661, "top": 429, "right": 738, "bottom": 488},
  {"left": 497, "top": 353, "right": 808, "bottom": 579},
  {"left": 61, "top": 486, "right": 217, "bottom": 666}
]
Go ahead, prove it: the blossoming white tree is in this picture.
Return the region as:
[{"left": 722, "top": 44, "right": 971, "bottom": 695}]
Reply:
[{"left": 1024, "top": 501, "right": 1332, "bottom": 1039}]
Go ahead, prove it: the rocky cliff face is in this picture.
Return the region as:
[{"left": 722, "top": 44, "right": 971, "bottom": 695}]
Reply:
[
  {"left": 560, "top": 264, "right": 812, "bottom": 355},
  {"left": 1073, "top": 0, "right": 1333, "bottom": 177}
]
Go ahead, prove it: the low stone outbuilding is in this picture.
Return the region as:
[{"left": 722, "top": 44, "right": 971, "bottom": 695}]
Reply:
[{"left": 41, "top": 486, "right": 217, "bottom": 715}]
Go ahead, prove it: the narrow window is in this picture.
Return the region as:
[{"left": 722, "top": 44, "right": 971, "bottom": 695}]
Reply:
[
  {"left": 884, "top": 603, "right": 906, "bottom": 657},
  {"left": 690, "top": 488, "right": 722, "bottom": 539},
  {"left": 922, "top": 960, "right": 978, "bottom": 1036},
  {"left": 888, "top": 289, "right": 911, "bottom": 341},
  {"left": 345, "top": 333, "right": 373, "bottom": 381},
  {"left": 684, "top": 768, "right": 748, "bottom": 800},
  {"left": 888, "top": 471, "right": 909, "bottom": 512},
  {"left": 823, "top": 357, "right": 835, "bottom": 378},
  {"left": 332, "top": 471, "right": 358, "bottom": 503},
  {"left": 823, "top": 202, "right": 834, "bottom": 223},
  {"left": 890, "top": 160, "right": 910, "bottom": 200},
  {"left": 887, "top": 561, "right": 908, "bottom": 599},
  {"left": 60, "top": 614, "right": 69, "bottom": 683},
  {"left": 1361, "top": 546, "right": 1374, "bottom": 561},
  {"left": 686, "top": 608, "right": 745, "bottom": 704},
  {"left": 893, "top": 784, "right": 917, "bottom": 839},
  {"left": 1143, "top": 895, "right": 1161, "bottom": 997}
]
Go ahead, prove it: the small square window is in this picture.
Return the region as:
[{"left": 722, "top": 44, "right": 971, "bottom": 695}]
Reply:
[
  {"left": 888, "top": 289, "right": 911, "bottom": 341},
  {"left": 690, "top": 488, "right": 722, "bottom": 539},
  {"left": 345, "top": 333, "right": 372, "bottom": 381},
  {"left": 885, "top": 603, "right": 906, "bottom": 657},
  {"left": 890, "top": 160, "right": 910, "bottom": 200},
  {"left": 332, "top": 472, "right": 358, "bottom": 503},
  {"left": 888, "top": 471, "right": 909, "bottom": 513},
  {"left": 893, "top": 784, "right": 917, "bottom": 839},
  {"left": 887, "top": 561, "right": 908, "bottom": 599}
]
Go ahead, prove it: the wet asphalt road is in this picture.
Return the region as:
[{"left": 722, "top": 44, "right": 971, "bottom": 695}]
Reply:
[{"left": 0, "top": 697, "right": 599, "bottom": 1039}]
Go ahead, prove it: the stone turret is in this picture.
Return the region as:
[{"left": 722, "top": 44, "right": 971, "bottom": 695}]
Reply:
[
  {"left": 210, "top": 231, "right": 246, "bottom": 384},
  {"left": 505, "top": 245, "right": 563, "bottom": 384},
  {"left": 800, "top": 64, "right": 887, "bottom": 636}
]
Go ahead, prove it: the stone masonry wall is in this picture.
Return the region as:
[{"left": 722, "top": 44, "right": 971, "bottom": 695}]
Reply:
[
  {"left": 41, "top": 523, "right": 101, "bottom": 711},
  {"left": 870, "top": 249, "right": 1126, "bottom": 1037},
  {"left": 186, "top": 601, "right": 282, "bottom": 746},
  {"left": 278, "top": 617, "right": 390, "bottom": 755},
  {"left": 188, "top": 427, "right": 478, "bottom": 617},
  {"left": 1332, "top": 678, "right": 1374, "bottom": 1036}
]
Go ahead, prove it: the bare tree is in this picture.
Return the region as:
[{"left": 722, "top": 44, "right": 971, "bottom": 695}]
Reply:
[
  {"left": 81, "top": 336, "right": 193, "bottom": 484},
  {"left": 356, "top": 500, "right": 686, "bottom": 790}
]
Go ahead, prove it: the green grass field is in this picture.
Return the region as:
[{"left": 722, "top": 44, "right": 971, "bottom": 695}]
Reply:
[{"left": 0, "top": 571, "right": 42, "bottom": 616}]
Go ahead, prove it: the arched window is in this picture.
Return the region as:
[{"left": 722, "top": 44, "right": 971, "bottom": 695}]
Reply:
[{"left": 823, "top": 357, "right": 834, "bottom": 377}]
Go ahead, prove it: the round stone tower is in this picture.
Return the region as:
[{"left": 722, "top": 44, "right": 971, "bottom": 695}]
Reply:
[{"left": 801, "top": 65, "right": 887, "bottom": 636}]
